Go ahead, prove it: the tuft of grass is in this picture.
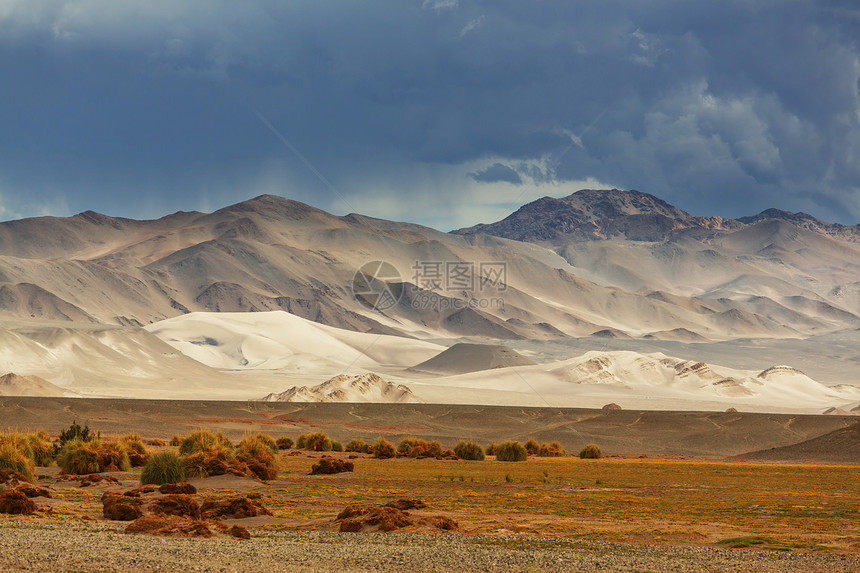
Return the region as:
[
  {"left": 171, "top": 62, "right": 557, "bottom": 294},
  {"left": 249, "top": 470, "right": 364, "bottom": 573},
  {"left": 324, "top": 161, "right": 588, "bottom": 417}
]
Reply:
[
  {"left": 538, "top": 441, "right": 565, "bottom": 457},
  {"left": 170, "top": 435, "right": 181, "bottom": 447},
  {"left": 238, "top": 433, "right": 278, "bottom": 454},
  {"left": 372, "top": 437, "right": 396, "bottom": 459},
  {"left": 454, "top": 441, "right": 485, "bottom": 461},
  {"left": 179, "top": 429, "right": 233, "bottom": 455},
  {"left": 236, "top": 439, "right": 278, "bottom": 480},
  {"left": 182, "top": 444, "right": 234, "bottom": 478},
  {"left": 496, "top": 441, "right": 528, "bottom": 462},
  {"left": 27, "top": 432, "right": 54, "bottom": 466},
  {"left": 298, "top": 432, "right": 332, "bottom": 452},
  {"left": 579, "top": 444, "right": 602, "bottom": 459},
  {"left": 276, "top": 436, "right": 294, "bottom": 450},
  {"left": 57, "top": 438, "right": 131, "bottom": 475},
  {"left": 397, "top": 437, "right": 443, "bottom": 458},
  {"left": 0, "top": 442, "right": 35, "bottom": 482},
  {"left": 345, "top": 439, "right": 368, "bottom": 453},
  {"left": 121, "top": 433, "right": 151, "bottom": 467},
  {"left": 331, "top": 441, "right": 343, "bottom": 452},
  {"left": 140, "top": 451, "right": 186, "bottom": 485},
  {"left": 524, "top": 439, "right": 540, "bottom": 456},
  {"left": 486, "top": 443, "right": 498, "bottom": 456}
]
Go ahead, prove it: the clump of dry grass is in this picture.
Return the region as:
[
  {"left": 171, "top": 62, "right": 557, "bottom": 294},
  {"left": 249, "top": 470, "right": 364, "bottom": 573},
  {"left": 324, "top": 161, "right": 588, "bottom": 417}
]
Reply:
[
  {"left": 372, "top": 437, "right": 396, "bottom": 459},
  {"left": 579, "top": 444, "right": 602, "bottom": 459},
  {"left": 182, "top": 444, "right": 236, "bottom": 478},
  {"left": 27, "top": 431, "right": 54, "bottom": 466},
  {"left": 345, "top": 439, "right": 369, "bottom": 453},
  {"left": 486, "top": 443, "right": 498, "bottom": 456},
  {"left": 495, "top": 441, "right": 528, "bottom": 462},
  {"left": 276, "top": 437, "right": 294, "bottom": 450},
  {"left": 537, "top": 441, "right": 565, "bottom": 457},
  {"left": 148, "top": 438, "right": 168, "bottom": 447},
  {"left": 236, "top": 434, "right": 279, "bottom": 480},
  {"left": 0, "top": 442, "right": 35, "bottom": 482},
  {"left": 170, "top": 435, "right": 181, "bottom": 447},
  {"left": 178, "top": 429, "right": 233, "bottom": 455},
  {"left": 454, "top": 441, "right": 485, "bottom": 461},
  {"left": 238, "top": 433, "right": 277, "bottom": 454},
  {"left": 524, "top": 439, "right": 540, "bottom": 456},
  {"left": 57, "top": 438, "right": 131, "bottom": 475},
  {"left": 121, "top": 433, "right": 151, "bottom": 467},
  {"left": 297, "top": 432, "right": 332, "bottom": 452},
  {"left": 396, "top": 437, "right": 442, "bottom": 459}
]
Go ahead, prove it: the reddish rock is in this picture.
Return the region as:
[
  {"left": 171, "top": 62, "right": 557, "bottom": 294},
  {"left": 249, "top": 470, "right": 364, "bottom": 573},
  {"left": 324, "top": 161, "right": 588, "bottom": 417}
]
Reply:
[
  {"left": 229, "top": 525, "right": 251, "bottom": 539},
  {"left": 14, "top": 484, "right": 51, "bottom": 498},
  {"left": 339, "top": 518, "right": 363, "bottom": 532}
]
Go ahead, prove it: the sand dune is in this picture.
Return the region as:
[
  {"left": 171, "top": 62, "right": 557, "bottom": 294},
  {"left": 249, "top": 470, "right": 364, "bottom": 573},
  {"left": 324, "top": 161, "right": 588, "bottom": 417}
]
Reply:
[{"left": 261, "top": 372, "right": 421, "bottom": 403}]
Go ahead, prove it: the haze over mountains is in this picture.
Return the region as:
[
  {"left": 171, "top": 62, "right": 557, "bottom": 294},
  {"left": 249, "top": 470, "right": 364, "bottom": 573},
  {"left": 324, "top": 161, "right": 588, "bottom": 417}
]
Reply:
[{"left": 1, "top": 189, "right": 859, "bottom": 412}]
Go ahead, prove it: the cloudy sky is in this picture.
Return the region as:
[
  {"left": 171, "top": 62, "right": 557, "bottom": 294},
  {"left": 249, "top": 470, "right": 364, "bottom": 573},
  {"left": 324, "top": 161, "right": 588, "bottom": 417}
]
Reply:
[{"left": 1, "top": 0, "right": 859, "bottom": 229}]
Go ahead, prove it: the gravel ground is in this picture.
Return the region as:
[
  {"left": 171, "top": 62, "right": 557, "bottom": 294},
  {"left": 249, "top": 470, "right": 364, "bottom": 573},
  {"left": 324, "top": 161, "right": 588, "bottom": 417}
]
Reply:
[{"left": 1, "top": 522, "right": 859, "bottom": 573}]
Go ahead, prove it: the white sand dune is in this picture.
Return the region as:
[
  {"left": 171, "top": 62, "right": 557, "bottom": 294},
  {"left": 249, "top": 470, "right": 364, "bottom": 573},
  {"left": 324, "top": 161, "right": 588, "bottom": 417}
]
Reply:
[{"left": 261, "top": 372, "right": 421, "bottom": 403}]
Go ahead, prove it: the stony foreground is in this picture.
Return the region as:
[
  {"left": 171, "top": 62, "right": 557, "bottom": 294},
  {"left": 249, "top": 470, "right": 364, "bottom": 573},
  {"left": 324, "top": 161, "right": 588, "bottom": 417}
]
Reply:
[{"left": 1, "top": 523, "right": 858, "bottom": 573}]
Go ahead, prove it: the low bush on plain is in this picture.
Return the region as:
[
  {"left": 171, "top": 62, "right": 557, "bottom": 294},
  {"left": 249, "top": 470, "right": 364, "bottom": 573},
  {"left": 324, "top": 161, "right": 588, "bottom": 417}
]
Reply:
[
  {"left": 372, "top": 437, "right": 396, "bottom": 459},
  {"left": 579, "top": 444, "right": 602, "bottom": 459},
  {"left": 331, "top": 441, "right": 343, "bottom": 452},
  {"left": 141, "top": 451, "right": 186, "bottom": 485},
  {"left": 179, "top": 430, "right": 233, "bottom": 455},
  {"left": 495, "top": 441, "right": 528, "bottom": 462},
  {"left": 121, "top": 433, "right": 151, "bottom": 467},
  {"left": 58, "top": 438, "right": 131, "bottom": 475},
  {"left": 397, "top": 437, "right": 443, "bottom": 458},
  {"left": 236, "top": 438, "right": 278, "bottom": 481},
  {"left": 345, "top": 439, "right": 369, "bottom": 453},
  {"left": 276, "top": 437, "right": 294, "bottom": 450},
  {"left": 297, "top": 432, "right": 332, "bottom": 452},
  {"left": 485, "top": 443, "right": 498, "bottom": 456},
  {"left": 537, "top": 441, "right": 565, "bottom": 457},
  {"left": 453, "top": 441, "right": 484, "bottom": 461}
]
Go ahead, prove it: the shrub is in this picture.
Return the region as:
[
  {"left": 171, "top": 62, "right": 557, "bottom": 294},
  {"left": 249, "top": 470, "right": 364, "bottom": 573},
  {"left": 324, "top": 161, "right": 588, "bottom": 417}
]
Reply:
[
  {"left": 397, "top": 437, "right": 443, "bottom": 458},
  {"left": 121, "top": 433, "right": 151, "bottom": 467},
  {"left": 276, "top": 437, "right": 294, "bottom": 450},
  {"left": 0, "top": 442, "right": 35, "bottom": 482},
  {"left": 524, "top": 439, "right": 540, "bottom": 456},
  {"left": 179, "top": 430, "right": 233, "bottom": 455},
  {"left": 27, "top": 432, "right": 54, "bottom": 466},
  {"left": 236, "top": 439, "right": 279, "bottom": 481},
  {"left": 57, "top": 438, "right": 131, "bottom": 475},
  {"left": 495, "top": 441, "right": 528, "bottom": 462},
  {"left": 148, "top": 438, "right": 167, "bottom": 447},
  {"left": 298, "top": 432, "right": 332, "bottom": 452},
  {"left": 170, "top": 435, "right": 181, "bottom": 447},
  {"left": 238, "top": 433, "right": 278, "bottom": 454},
  {"left": 537, "top": 441, "right": 565, "bottom": 457},
  {"left": 579, "top": 444, "right": 602, "bottom": 459},
  {"left": 141, "top": 452, "right": 186, "bottom": 485},
  {"left": 331, "top": 441, "right": 343, "bottom": 452},
  {"left": 58, "top": 421, "right": 94, "bottom": 446},
  {"left": 345, "top": 439, "right": 368, "bottom": 453},
  {"left": 454, "top": 441, "right": 485, "bottom": 461},
  {"left": 182, "top": 445, "right": 235, "bottom": 478},
  {"left": 486, "top": 443, "right": 498, "bottom": 456},
  {"left": 372, "top": 437, "right": 396, "bottom": 459}
]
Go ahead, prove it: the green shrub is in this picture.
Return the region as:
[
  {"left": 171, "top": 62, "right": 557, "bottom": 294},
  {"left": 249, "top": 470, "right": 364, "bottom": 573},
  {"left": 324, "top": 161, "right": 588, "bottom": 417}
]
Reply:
[
  {"left": 486, "top": 443, "right": 498, "bottom": 456},
  {"left": 495, "top": 441, "right": 528, "bottom": 462},
  {"left": 331, "top": 441, "right": 343, "bottom": 452},
  {"left": 524, "top": 439, "right": 540, "bottom": 456},
  {"left": 298, "top": 432, "right": 332, "bottom": 452},
  {"left": 58, "top": 438, "right": 131, "bottom": 475},
  {"left": 372, "top": 437, "right": 396, "bottom": 459},
  {"left": 276, "top": 437, "right": 294, "bottom": 450},
  {"left": 454, "top": 441, "right": 485, "bottom": 461},
  {"left": 179, "top": 429, "right": 233, "bottom": 455},
  {"left": 58, "top": 421, "right": 94, "bottom": 446},
  {"left": 579, "top": 444, "right": 602, "bottom": 459},
  {"left": 0, "top": 442, "right": 35, "bottom": 482},
  {"left": 345, "top": 439, "right": 368, "bottom": 453},
  {"left": 538, "top": 441, "right": 565, "bottom": 457},
  {"left": 140, "top": 451, "right": 186, "bottom": 485}
]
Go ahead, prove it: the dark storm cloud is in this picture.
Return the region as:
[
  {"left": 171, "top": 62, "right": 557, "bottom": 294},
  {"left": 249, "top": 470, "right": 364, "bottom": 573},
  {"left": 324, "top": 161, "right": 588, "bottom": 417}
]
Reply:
[
  {"left": 469, "top": 163, "right": 522, "bottom": 185},
  {"left": 0, "top": 0, "right": 858, "bottom": 227}
]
